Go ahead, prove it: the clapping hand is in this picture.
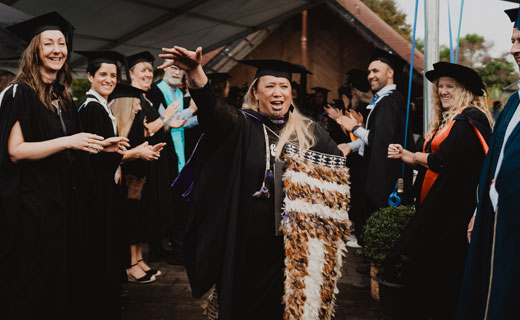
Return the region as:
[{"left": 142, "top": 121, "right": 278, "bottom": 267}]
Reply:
[
  {"left": 101, "top": 136, "right": 130, "bottom": 154},
  {"left": 167, "top": 115, "right": 187, "bottom": 129},
  {"left": 336, "top": 115, "right": 358, "bottom": 132},
  {"left": 324, "top": 104, "right": 343, "bottom": 120},
  {"left": 348, "top": 110, "right": 364, "bottom": 125},
  {"left": 136, "top": 141, "right": 160, "bottom": 161},
  {"left": 68, "top": 132, "right": 105, "bottom": 154},
  {"left": 388, "top": 144, "right": 404, "bottom": 159}
]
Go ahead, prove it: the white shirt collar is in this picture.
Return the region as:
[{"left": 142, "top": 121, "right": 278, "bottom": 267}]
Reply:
[
  {"left": 375, "top": 84, "right": 396, "bottom": 97},
  {"left": 86, "top": 89, "right": 108, "bottom": 107}
]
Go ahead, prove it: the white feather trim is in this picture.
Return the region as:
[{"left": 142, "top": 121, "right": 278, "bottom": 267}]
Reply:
[
  {"left": 302, "top": 237, "right": 325, "bottom": 320},
  {"left": 283, "top": 198, "right": 349, "bottom": 221},
  {"left": 283, "top": 170, "right": 350, "bottom": 195}
]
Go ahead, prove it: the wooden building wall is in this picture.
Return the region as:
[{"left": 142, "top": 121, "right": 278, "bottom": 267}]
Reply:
[{"left": 227, "top": 4, "right": 376, "bottom": 100}]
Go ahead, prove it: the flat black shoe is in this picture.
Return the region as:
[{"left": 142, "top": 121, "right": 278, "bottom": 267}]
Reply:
[
  {"left": 145, "top": 268, "right": 162, "bottom": 277},
  {"left": 127, "top": 272, "right": 156, "bottom": 283}
]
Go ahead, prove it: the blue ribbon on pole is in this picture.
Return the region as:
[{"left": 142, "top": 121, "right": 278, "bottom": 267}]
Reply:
[
  {"left": 448, "top": 0, "right": 455, "bottom": 63},
  {"left": 455, "top": 0, "right": 465, "bottom": 63},
  {"left": 388, "top": 0, "right": 419, "bottom": 207}
]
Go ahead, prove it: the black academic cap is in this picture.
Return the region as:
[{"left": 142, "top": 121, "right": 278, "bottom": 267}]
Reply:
[
  {"left": 207, "top": 72, "right": 231, "bottom": 83},
  {"left": 76, "top": 50, "right": 126, "bottom": 66},
  {"left": 505, "top": 7, "right": 520, "bottom": 29},
  {"left": 239, "top": 59, "right": 311, "bottom": 81},
  {"left": 127, "top": 51, "right": 155, "bottom": 69},
  {"left": 369, "top": 48, "right": 404, "bottom": 72},
  {"left": 6, "top": 11, "right": 75, "bottom": 50},
  {"left": 108, "top": 83, "right": 145, "bottom": 101},
  {"left": 76, "top": 50, "right": 129, "bottom": 80},
  {"left": 346, "top": 69, "right": 370, "bottom": 92},
  {"left": 425, "top": 62, "right": 486, "bottom": 96},
  {"left": 311, "top": 87, "right": 331, "bottom": 94}
]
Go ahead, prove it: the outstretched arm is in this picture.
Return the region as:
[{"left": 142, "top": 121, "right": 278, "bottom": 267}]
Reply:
[{"left": 159, "top": 46, "right": 239, "bottom": 136}]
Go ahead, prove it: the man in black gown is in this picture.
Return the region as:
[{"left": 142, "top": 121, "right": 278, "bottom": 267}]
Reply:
[{"left": 340, "top": 49, "right": 412, "bottom": 239}]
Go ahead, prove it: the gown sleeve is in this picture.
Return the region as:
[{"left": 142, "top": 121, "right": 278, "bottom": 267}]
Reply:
[
  {"left": 189, "top": 83, "right": 240, "bottom": 136},
  {"left": 0, "top": 84, "right": 22, "bottom": 169},
  {"left": 78, "top": 102, "right": 123, "bottom": 172}
]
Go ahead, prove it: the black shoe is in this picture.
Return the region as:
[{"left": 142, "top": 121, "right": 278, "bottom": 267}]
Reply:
[
  {"left": 145, "top": 268, "right": 162, "bottom": 277},
  {"left": 127, "top": 272, "right": 156, "bottom": 283}
]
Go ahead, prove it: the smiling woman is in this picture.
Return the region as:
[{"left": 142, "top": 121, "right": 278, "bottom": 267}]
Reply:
[
  {"left": 76, "top": 50, "right": 135, "bottom": 319},
  {"left": 158, "top": 47, "right": 347, "bottom": 319},
  {"left": 386, "top": 62, "right": 494, "bottom": 319},
  {"left": 0, "top": 12, "right": 127, "bottom": 320}
]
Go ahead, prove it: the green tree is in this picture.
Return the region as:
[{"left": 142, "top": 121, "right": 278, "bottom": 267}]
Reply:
[
  {"left": 439, "top": 34, "right": 491, "bottom": 69},
  {"left": 415, "top": 38, "right": 424, "bottom": 53},
  {"left": 72, "top": 78, "right": 90, "bottom": 103},
  {"left": 361, "top": 0, "right": 412, "bottom": 41},
  {"left": 477, "top": 56, "right": 518, "bottom": 98},
  {"left": 438, "top": 34, "right": 518, "bottom": 96}
]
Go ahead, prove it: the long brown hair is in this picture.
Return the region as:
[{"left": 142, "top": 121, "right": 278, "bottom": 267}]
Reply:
[{"left": 13, "top": 33, "right": 73, "bottom": 111}]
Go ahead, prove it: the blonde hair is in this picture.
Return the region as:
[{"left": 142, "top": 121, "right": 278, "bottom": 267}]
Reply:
[
  {"left": 109, "top": 97, "right": 139, "bottom": 137},
  {"left": 242, "top": 78, "right": 316, "bottom": 159},
  {"left": 429, "top": 78, "right": 494, "bottom": 133}
]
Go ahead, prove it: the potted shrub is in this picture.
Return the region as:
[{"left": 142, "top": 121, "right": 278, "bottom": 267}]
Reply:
[{"left": 362, "top": 205, "right": 415, "bottom": 319}]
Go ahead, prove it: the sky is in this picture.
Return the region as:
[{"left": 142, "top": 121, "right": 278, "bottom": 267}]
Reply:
[{"left": 394, "top": 0, "right": 515, "bottom": 59}]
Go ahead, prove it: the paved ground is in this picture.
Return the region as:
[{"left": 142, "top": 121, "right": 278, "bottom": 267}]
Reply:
[{"left": 122, "top": 249, "right": 383, "bottom": 320}]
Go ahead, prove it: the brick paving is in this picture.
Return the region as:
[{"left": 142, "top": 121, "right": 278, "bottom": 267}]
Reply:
[{"left": 122, "top": 249, "right": 383, "bottom": 320}]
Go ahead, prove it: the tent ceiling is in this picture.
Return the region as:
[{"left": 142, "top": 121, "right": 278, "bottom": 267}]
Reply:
[{"left": 1, "top": 0, "right": 323, "bottom": 69}]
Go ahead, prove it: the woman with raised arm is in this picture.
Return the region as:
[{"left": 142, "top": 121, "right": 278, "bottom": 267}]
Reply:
[
  {"left": 0, "top": 12, "right": 121, "bottom": 319},
  {"left": 387, "top": 62, "right": 493, "bottom": 319},
  {"left": 159, "top": 46, "right": 348, "bottom": 319}
]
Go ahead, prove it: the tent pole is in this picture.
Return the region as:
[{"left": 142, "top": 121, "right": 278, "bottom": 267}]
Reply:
[{"left": 424, "top": 0, "right": 439, "bottom": 136}]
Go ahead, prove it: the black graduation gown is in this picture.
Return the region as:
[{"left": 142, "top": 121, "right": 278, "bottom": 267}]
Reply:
[
  {"left": 184, "top": 84, "right": 342, "bottom": 320},
  {"left": 363, "top": 90, "right": 413, "bottom": 213},
  {"left": 388, "top": 108, "right": 490, "bottom": 319},
  {"left": 457, "top": 93, "right": 520, "bottom": 320},
  {"left": 139, "top": 95, "right": 177, "bottom": 240},
  {"left": 0, "top": 82, "right": 90, "bottom": 320},
  {"left": 123, "top": 109, "right": 148, "bottom": 245},
  {"left": 77, "top": 96, "right": 123, "bottom": 320}
]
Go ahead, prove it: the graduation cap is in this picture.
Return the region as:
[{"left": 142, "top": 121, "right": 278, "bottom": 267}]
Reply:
[
  {"left": 239, "top": 59, "right": 312, "bottom": 109},
  {"left": 6, "top": 11, "right": 75, "bottom": 51},
  {"left": 76, "top": 50, "right": 129, "bottom": 81},
  {"left": 207, "top": 72, "right": 231, "bottom": 84},
  {"left": 505, "top": 7, "right": 520, "bottom": 29},
  {"left": 312, "top": 87, "right": 330, "bottom": 101},
  {"left": 127, "top": 51, "right": 155, "bottom": 70},
  {"left": 108, "top": 83, "right": 145, "bottom": 101},
  {"left": 346, "top": 69, "right": 370, "bottom": 93},
  {"left": 239, "top": 59, "right": 311, "bottom": 81},
  {"left": 369, "top": 48, "right": 404, "bottom": 73},
  {"left": 425, "top": 62, "right": 485, "bottom": 96},
  {"left": 311, "top": 87, "right": 330, "bottom": 94}
]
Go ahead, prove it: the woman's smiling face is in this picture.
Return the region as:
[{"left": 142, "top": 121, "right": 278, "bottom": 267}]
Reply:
[
  {"left": 253, "top": 75, "right": 292, "bottom": 119},
  {"left": 437, "top": 76, "right": 457, "bottom": 110}
]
